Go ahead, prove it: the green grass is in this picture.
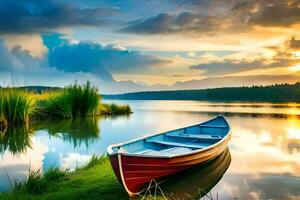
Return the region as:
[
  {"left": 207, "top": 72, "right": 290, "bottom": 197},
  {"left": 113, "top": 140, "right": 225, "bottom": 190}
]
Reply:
[
  {"left": 0, "top": 89, "right": 35, "bottom": 125},
  {"left": 82, "top": 155, "right": 106, "bottom": 169},
  {"left": 0, "top": 82, "right": 132, "bottom": 126},
  {"left": 39, "top": 81, "right": 100, "bottom": 119},
  {"left": 43, "top": 167, "right": 67, "bottom": 182},
  {"left": 14, "top": 169, "right": 45, "bottom": 195},
  {"left": 0, "top": 157, "right": 129, "bottom": 200},
  {"left": 99, "top": 103, "right": 132, "bottom": 115}
]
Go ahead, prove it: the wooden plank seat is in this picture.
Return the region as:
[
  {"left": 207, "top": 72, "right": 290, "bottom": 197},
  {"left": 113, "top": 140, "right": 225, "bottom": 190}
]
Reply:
[
  {"left": 135, "top": 147, "right": 194, "bottom": 156},
  {"left": 199, "top": 125, "right": 227, "bottom": 128},
  {"left": 166, "top": 132, "right": 223, "bottom": 140},
  {"left": 149, "top": 140, "right": 206, "bottom": 149}
]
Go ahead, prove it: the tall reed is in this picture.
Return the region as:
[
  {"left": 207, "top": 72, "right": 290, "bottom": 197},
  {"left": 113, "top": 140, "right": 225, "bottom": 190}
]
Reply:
[
  {"left": 41, "top": 81, "right": 100, "bottom": 119},
  {"left": 0, "top": 89, "right": 35, "bottom": 124}
]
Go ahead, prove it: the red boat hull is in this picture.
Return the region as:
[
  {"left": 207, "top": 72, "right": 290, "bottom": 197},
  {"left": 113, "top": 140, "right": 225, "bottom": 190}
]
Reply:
[{"left": 109, "top": 134, "right": 230, "bottom": 196}]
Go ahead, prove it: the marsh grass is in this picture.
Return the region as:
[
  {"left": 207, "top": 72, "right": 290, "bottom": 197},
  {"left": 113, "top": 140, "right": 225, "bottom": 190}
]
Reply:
[
  {"left": 40, "top": 81, "right": 100, "bottom": 119},
  {"left": 99, "top": 103, "right": 132, "bottom": 115},
  {"left": 13, "top": 167, "right": 67, "bottom": 195},
  {"left": 43, "top": 167, "right": 67, "bottom": 182},
  {"left": 0, "top": 89, "right": 35, "bottom": 125},
  {"left": 82, "top": 154, "right": 106, "bottom": 169},
  {"left": 0, "top": 82, "right": 131, "bottom": 125},
  {"left": 14, "top": 168, "right": 45, "bottom": 195}
]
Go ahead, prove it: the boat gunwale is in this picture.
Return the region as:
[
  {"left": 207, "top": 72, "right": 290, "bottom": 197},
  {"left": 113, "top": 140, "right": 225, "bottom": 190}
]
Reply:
[{"left": 107, "top": 116, "right": 231, "bottom": 159}]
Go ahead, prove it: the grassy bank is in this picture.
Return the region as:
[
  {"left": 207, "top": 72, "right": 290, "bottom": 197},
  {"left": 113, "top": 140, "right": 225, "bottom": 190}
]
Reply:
[
  {"left": 0, "top": 156, "right": 129, "bottom": 200},
  {"left": 0, "top": 82, "right": 132, "bottom": 127}
]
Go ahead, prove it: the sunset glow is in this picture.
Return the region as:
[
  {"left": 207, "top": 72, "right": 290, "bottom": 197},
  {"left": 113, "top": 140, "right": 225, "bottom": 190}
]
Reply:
[{"left": 0, "top": 0, "right": 299, "bottom": 93}]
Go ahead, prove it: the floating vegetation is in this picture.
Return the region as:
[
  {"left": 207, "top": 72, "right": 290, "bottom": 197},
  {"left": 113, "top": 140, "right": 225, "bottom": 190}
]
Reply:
[{"left": 99, "top": 103, "right": 132, "bottom": 115}]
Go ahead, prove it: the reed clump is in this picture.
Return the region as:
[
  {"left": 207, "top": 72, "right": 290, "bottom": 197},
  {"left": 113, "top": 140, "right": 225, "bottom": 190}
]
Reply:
[
  {"left": 43, "top": 167, "right": 67, "bottom": 182},
  {"left": 0, "top": 82, "right": 132, "bottom": 125},
  {"left": 99, "top": 103, "right": 132, "bottom": 115},
  {"left": 38, "top": 81, "right": 100, "bottom": 119},
  {"left": 14, "top": 169, "right": 45, "bottom": 195},
  {"left": 0, "top": 89, "right": 35, "bottom": 125},
  {"left": 82, "top": 154, "right": 106, "bottom": 169}
]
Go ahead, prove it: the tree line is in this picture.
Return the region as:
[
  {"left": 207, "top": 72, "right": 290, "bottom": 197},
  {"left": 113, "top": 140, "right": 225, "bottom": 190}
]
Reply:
[{"left": 103, "top": 82, "right": 300, "bottom": 102}]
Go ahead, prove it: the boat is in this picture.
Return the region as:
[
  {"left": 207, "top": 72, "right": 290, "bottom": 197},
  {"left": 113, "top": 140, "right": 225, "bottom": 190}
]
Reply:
[{"left": 107, "top": 116, "right": 231, "bottom": 196}]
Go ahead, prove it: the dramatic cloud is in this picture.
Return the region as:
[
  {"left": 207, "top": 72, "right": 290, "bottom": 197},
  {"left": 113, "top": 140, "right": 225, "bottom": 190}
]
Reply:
[
  {"left": 121, "top": 12, "right": 222, "bottom": 34},
  {"left": 289, "top": 37, "right": 300, "bottom": 50},
  {"left": 189, "top": 37, "right": 300, "bottom": 76},
  {"left": 248, "top": 0, "right": 300, "bottom": 27},
  {"left": 122, "top": 0, "right": 300, "bottom": 35},
  {"left": 0, "top": 38, "right": 48, "bottom": 72},
  {"left": 44, "top": 34, "right": 171, "bottom": 82},
  {"left": 189, "top": 59, "right": 296, "bottom": 76},
  {"left": 0, "top": 0, "right": 118, "bottom": 34},
  {"left": 0, "top": 36, "right": 151, "bottom": 93}
]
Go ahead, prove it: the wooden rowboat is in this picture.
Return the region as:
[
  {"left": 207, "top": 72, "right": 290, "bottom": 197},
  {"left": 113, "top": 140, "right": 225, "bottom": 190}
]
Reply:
[{"left": 107, "top": 116, "right": 231, "bottom": 196}]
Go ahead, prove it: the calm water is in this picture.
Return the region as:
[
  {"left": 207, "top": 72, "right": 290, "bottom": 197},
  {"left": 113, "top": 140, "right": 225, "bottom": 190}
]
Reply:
[{"left": 0, "top": 100, "right": 300, "bottom": 199}]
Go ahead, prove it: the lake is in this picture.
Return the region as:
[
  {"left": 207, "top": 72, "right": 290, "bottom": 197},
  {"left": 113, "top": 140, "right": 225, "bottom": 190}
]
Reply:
[{"left": 0, "top": 100, "right": 300, "bottom": 199}]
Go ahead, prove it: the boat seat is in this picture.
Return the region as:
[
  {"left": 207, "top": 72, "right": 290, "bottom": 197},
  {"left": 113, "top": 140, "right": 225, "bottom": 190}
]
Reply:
[
  {"left": 199, "top": 125, "right": 227, "bottom": 128},
  {"left": 166, "top": 132, "right": 222, "bottom": 140},
  {"left": 149, "top": 140, "right": 205, "bottom": 149},
  {"left": 162, "top": 147, "right": 194, "bottom": 154},
  {"left": 134, "top": 147, "right": 194, "bottom": 156},
  {"left": 134, "top": 149, "right": 154, "bottom": 154}
]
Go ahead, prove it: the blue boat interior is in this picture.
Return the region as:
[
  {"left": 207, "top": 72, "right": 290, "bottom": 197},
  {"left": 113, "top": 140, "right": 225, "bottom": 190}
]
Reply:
[{"left": 112, "top": 116, "right": 230, "bottom": 157}]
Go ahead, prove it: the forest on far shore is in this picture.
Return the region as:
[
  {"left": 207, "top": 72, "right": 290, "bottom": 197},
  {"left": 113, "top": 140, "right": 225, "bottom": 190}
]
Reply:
[{"left": 103, "top": 82, "right": 300, "bottom": 102}]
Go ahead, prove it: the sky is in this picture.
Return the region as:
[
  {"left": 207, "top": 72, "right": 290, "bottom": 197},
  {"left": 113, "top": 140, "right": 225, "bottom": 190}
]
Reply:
[{"left": 0, "top": 0, "right": 300, "bottom": 93}]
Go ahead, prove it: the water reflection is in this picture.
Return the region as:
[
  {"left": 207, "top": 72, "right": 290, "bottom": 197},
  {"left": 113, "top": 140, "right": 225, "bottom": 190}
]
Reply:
[
  {"left": 0, "top": 125, "right": 33, "bottom": 155},
  {"left": 158, "top": 148, "right": 231, "bottom": 199},
  {"left": 34, "top": 117, "right": 100, "bottom": 149},
  {"left": 0, "top": 118, "right": 101, "bottom": 156},
  {"left": 0, "top": 100, "right": 299, "bottom": 199}
]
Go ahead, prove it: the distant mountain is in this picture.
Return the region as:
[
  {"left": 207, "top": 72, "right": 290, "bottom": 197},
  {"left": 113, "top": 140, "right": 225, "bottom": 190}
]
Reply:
[
  {"left": 105, "top": 74, "right": 300, "bottom": 94},
  {"left": 103, "top": 82, "right": 300, "bottom": 102},
  {"left": 169, "top": 74, "right": 300, "bottom": 90}
]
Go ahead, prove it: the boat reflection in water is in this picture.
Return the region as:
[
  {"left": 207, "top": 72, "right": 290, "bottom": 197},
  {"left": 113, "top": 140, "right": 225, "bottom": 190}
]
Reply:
[{"left": 150, "top": 148, "right": 231, "bottom": 199}]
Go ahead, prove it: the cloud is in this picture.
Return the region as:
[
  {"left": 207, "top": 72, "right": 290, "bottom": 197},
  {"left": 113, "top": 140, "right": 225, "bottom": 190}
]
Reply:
[
  {"left": 189, "top": 37, "right": 300, "bottom": 76},
  {"left": 121, "top": 12, "right": 221, "bottom": 35},
  {"left": 189, "top": 59, "right": 297, "bottom": 76},
  {"left": 0, "top": 37, "right": 132, "bottom": 92},
  {"left": 45, "top": 34, "right": 171, "bottom": 81},
  {"left": 289, "top": 37, "right": 300, "bottom": 50},
  {"left": 248, "top": 0, "right": 300, "bottom": 27},
  {"left": 121, "top": 0, "right": 300, "bottom": 35},
  {"left": 0, "top": 38, "right": 48, "bottom": 72},
  {"left": 0, "top": 0, "right": 118, "bottom": 34}
]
